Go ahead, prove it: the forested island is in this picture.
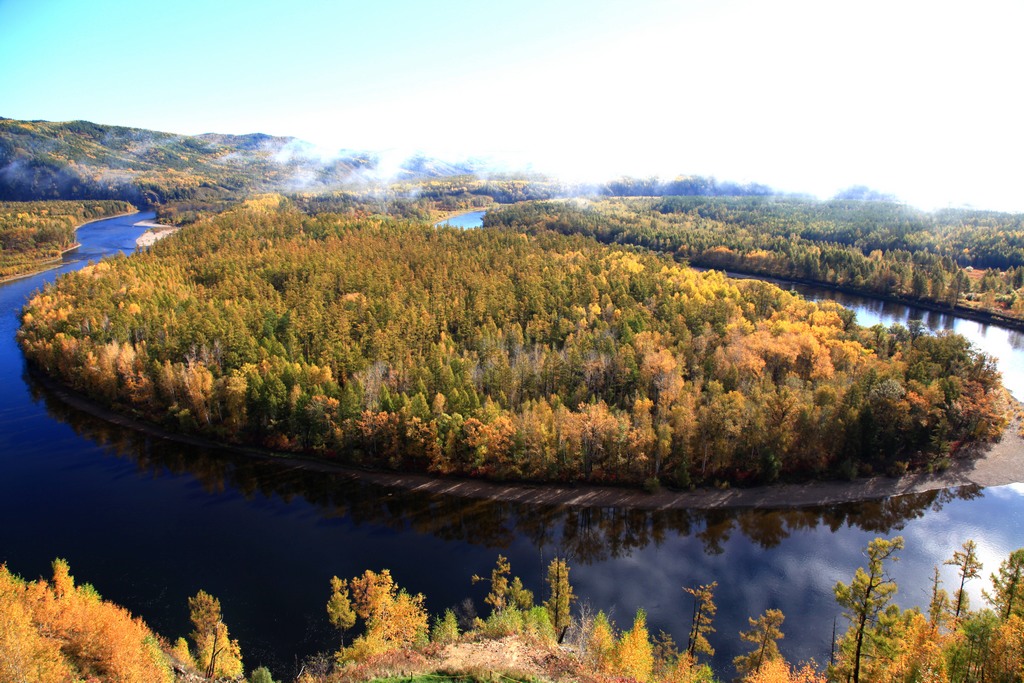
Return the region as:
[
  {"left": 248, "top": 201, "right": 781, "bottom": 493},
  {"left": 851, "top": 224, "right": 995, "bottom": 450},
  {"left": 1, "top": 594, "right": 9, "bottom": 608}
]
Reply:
[
  {"left": 3, "top": 538, "right": 1023, "bottom": 683},
  {"left": 18, "top": 196, "right": 1006, "bottom": 488},
  {"left": 0, "top": 200, "right": 134, "bottom": 279}
]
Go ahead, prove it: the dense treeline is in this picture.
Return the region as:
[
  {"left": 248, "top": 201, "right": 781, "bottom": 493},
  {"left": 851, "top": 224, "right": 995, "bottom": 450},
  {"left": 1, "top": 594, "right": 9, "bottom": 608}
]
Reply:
[
  {"left": 289, "top": 175, "right": 571, "bottom": 221},
  {"left": 290, "top": 174, "right": 778, "bottom": 220},
  {"left": 25, "top": 366, "right": 989, "bottom": 561},
  {"left": 0, "top": 200, "right": 135, "bottom": 279},
  {"left": 289, "top": 188, "right": 456, "bottom": 222},
  {"left": 600, "top": 176, "right": 776, "bottom": 198},
  {"left": 410, "top": 174, "right": 569, "bottom": 205},
  {"left": 4, "top": 539, "right": 1023, "bottom": 682},
  {"left": 485, "top": 198, "right": 1024, "bottom": 322},
  {"left": 653, "top": 197, "right": 1024, "bottom": 271},
  {"left": 19, "top": 197, "right": 1004, "bottom": 487}
]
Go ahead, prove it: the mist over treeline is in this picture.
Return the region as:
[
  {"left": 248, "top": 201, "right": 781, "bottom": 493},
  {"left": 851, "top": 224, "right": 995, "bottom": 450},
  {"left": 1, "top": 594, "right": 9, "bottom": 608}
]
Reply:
[
  {"left": 600, "top": 176, "right": 777, "bottom": 198},
  {"left": 0, "top": 117, "right": 481, "bottom": 206},
  {"left": 7, "top": 115, "right": 994, "bottom": 231}
]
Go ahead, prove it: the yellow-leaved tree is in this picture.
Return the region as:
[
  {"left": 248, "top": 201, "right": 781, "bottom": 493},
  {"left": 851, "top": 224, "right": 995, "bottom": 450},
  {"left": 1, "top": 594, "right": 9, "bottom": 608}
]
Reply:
[
  {"left": 543, "top": 557, "right": 576, "bottom": 640},
  {"left": 743, "top": 658, "right": 826, "bottom": 683},
  {"left": 684, "top": 581, "right": 718, "bottom": 661},
  {"left": 338, "top": 568, "right": 428, "bottom": 663},
  {"left": 586, "top": 611, "right": 616, "bottom": 673},
  {"left": 187, "top": 589, "right": 244, "bottom": 679},
  {"left": 878, "top": 611, "right": 948, "bottom": 683},
  {"left": 613, "top": 608, "right": 654, "bottom": 683},
  {"left": 733, "top": 609, "right": 786, "bottom": 677},
  {"left": 326, "top": 575, "right": 356, "bottom": 646}
]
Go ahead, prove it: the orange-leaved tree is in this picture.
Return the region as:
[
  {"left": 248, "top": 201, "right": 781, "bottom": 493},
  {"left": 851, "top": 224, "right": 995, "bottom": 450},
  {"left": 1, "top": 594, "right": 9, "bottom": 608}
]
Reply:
[{"left": 0, "top": 559, "right": 173, "bottom": 683}]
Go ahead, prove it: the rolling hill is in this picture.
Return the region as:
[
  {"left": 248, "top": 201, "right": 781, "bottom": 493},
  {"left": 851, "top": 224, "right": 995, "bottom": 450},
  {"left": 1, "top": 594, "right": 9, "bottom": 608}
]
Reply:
[{"left": 0, "top": 117, "right": 476, "bottom": 206}]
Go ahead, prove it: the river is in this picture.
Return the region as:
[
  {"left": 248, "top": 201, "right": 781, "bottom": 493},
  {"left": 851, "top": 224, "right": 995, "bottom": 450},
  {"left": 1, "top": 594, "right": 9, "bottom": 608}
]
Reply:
[
  {"left": 1, "top": 212, "right": 1022, "bottom": 678},
  {"left": 435, "top": 210, "right": 487, "bottom": 229}
]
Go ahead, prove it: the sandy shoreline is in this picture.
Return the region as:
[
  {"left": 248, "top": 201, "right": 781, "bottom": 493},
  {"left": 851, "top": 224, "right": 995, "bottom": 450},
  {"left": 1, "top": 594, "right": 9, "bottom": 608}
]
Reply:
[
  {"left": 354, "top": 413, "right": 1024, "bottom": 509},
  {"left": 133, "top": 220, "right": 179, "bottom": 248}
]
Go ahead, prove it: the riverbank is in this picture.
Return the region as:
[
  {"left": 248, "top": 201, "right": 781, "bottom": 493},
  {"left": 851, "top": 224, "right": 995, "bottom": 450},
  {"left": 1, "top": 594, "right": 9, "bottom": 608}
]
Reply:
[
  {"left": 30, "top": 368, "right": 1024, "bottom": 511},
  {"left": 354, "top": 407, "right": 1024, "bottom": 509},
  {"left": 695, "top": 264, "right": 1024, "bottom": 333},
  {"left": 0, "top": 209, "right": 138, "bottom": 284},
  {"left": 0, "top": 243, "right": 80, "bottom": 284}
]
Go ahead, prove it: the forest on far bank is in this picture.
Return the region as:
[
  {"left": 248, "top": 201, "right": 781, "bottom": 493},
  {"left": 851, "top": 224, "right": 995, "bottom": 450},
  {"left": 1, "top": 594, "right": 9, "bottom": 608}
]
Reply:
[
  {"left": 0, "top": 200, "right": 134, "bottom": 280},
  {"left": 484, "top": 197, "right": 1024, "bottom": 326},
  {"left": 7, "top": 116, "right": 1024, "bottom": 332},
  {"left": 18, "top": 196, "right": 1006, "bottom": 489}
]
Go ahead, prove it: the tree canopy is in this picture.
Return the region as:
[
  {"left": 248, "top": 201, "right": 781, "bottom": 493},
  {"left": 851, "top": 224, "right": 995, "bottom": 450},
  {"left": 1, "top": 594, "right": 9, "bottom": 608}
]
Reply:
[{"left": 18, "top": 196, "right": 1005, "bottom": 487}]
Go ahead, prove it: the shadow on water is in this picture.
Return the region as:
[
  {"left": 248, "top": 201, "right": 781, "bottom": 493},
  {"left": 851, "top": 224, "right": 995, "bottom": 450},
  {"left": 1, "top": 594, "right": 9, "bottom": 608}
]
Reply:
[{"left": 27, "top": 370, "right": 982, "bottom": 564}]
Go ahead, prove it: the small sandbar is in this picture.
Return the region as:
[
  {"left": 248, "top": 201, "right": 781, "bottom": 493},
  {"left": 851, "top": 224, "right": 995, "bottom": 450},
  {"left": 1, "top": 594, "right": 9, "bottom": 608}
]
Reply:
[{"left": 134, "top": 220, "right": 179, "bottom": 248}]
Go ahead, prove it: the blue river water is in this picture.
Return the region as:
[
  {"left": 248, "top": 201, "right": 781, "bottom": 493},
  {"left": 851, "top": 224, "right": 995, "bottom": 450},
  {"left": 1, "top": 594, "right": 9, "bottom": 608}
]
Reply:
[
  {"left": 435, "top": 210, "right": 487, "bottom": 229},
  {"left": 0, "top": 211, "right": 1021, "bottom": 678}
]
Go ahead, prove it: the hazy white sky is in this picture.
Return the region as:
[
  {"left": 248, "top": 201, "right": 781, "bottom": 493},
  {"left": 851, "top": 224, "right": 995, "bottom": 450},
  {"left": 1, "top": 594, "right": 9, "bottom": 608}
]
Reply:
[{"left": 1, "top": 0, "right": 1022, "bottom": 211}]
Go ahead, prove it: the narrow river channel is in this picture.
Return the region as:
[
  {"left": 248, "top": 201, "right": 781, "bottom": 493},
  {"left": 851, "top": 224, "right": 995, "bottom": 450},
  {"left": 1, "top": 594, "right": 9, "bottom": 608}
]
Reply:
[{"left": 1, "top": 211, "right": 1021, "bottom": 677}]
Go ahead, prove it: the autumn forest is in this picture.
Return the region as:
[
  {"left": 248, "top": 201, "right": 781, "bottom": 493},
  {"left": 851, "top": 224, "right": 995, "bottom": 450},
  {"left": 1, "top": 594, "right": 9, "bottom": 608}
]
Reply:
[
  {"left": 2, "top": 116, "right": 1024, "bottom": 683},
  {"left": 17, "top": 195, "right": 1006, "bottom": 488}
]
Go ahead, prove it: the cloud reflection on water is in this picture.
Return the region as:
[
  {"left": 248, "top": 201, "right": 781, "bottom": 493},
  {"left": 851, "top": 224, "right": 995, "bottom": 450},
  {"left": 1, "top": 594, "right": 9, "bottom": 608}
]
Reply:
[{"left": 26, "top": 373, "right": 1023, "bottom": 675}]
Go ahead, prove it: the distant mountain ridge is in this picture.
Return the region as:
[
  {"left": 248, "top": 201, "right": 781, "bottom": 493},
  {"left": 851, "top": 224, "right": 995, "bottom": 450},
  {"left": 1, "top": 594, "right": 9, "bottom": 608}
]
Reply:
[
  {"left": 3, "top": 116, "right": 891, "bottom": 210},
  {"left": 0, "top": 117, "right": 478, "bottom": 205}
]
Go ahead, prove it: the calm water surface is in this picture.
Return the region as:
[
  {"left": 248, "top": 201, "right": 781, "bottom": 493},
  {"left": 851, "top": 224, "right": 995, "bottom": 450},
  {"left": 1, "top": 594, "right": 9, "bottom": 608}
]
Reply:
[
  {"left": 1, "top": 212, "right": 1022, "bottom": 677},
  {"left": 780, "top": 283, "right": 1024, "bottom": 400},
  {"left": 435, "top": 210, "right": 487, "bottom": 229}
]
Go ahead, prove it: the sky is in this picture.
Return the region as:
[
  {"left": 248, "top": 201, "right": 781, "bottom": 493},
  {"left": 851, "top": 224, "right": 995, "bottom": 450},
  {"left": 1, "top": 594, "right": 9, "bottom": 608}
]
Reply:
[{"left": 1, "top": 0, "right": 1022, "bottom": 211}]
